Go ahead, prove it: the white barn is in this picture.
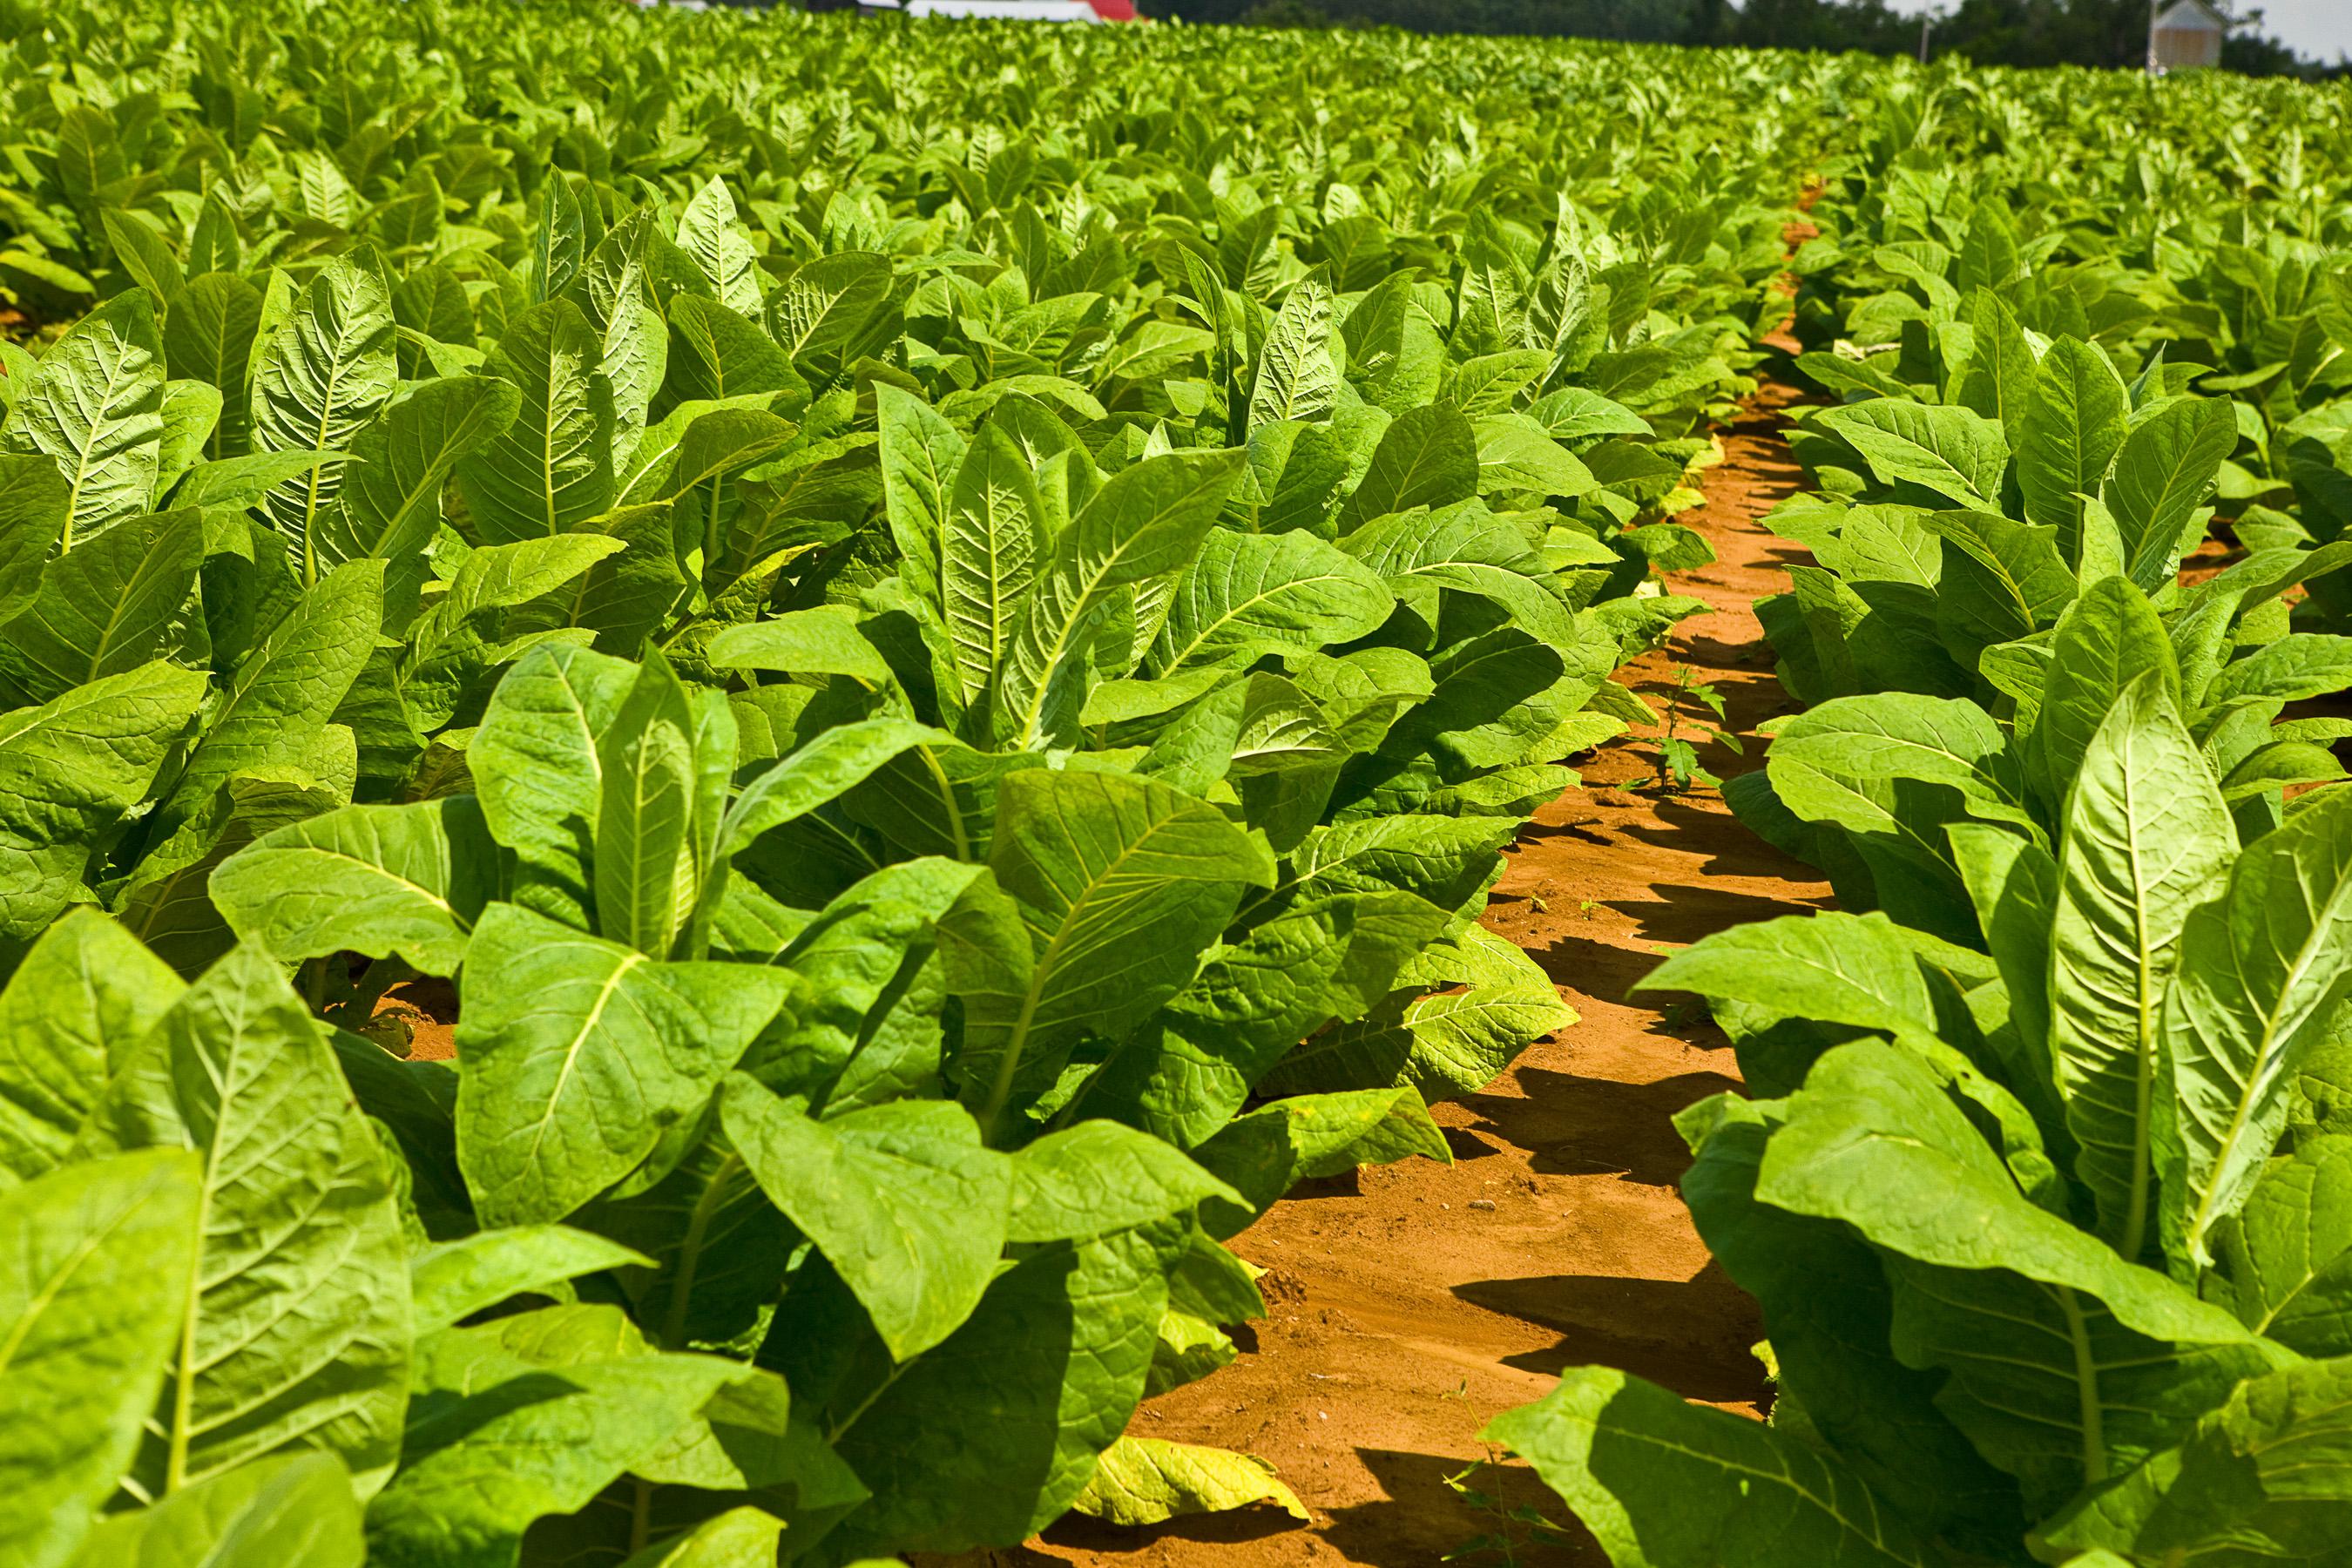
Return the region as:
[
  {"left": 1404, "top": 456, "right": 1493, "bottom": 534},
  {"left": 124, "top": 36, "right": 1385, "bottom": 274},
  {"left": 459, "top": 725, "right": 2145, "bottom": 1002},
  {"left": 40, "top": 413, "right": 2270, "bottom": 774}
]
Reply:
[{"left": 2149, "top": 0, "right": 2229, "bottom": 72}]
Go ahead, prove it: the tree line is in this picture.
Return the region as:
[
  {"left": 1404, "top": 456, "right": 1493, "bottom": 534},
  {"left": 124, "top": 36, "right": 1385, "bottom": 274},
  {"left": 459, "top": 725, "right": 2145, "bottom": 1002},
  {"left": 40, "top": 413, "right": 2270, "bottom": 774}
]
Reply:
[{"left": 1148, "top": 0, "right": 2335, "bottom": 78}]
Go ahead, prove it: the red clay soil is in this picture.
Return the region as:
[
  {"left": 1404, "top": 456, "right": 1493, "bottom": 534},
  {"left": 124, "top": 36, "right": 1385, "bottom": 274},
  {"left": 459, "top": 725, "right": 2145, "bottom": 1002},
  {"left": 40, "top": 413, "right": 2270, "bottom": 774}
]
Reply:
[{"left": 926, "top": 385, "right": 1829, "bottom": 1568}]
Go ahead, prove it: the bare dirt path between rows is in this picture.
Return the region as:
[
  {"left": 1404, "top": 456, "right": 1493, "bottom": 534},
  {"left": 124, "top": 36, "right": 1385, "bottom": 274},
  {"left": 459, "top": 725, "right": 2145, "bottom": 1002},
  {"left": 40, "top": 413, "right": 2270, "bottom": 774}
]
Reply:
[{"left": 927, "top": 381, "right": 1828, "bottom": 1568}]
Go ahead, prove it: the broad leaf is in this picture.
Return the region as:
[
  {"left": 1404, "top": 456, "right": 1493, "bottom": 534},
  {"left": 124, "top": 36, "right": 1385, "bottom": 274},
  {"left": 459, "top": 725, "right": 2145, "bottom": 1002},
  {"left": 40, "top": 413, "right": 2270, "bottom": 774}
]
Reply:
[
  {"left": 0, "top": 1149, "right": 200, "bottom": 1568},
  {"left": 2164, "top": 787, "right": 2352, "bottom": 1265},
  {"left": 92, "top": 946, "right": 411, "bottom": 1496},
  {"left": 454, "top": 902, "right": 791, "bottom": 1225},
  {"left": 1485, "top": 1366, "right": 1935, "bottom": 1568},
  {"left": 210, "top": 797, "right": 498, "bottom": 976},
  {"left": 249, "top": 255, "right": 397, "bottom": 581},
  {"left": 2, "top": 289, "right": 165, "bottom": 542},
  {"left": 2051, "top": 672, "right": 2235, "bottom": 1260},
  {"left": 722, "top": 1076, "right": 1011, "bottom": 1360}
]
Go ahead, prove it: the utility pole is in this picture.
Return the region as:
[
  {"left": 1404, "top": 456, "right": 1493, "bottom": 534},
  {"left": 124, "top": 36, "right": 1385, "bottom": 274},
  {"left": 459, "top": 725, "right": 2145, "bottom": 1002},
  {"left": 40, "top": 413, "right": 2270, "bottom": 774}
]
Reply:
[
  {"left": 1918, "top": 12, "right": 1932, "bottom": 63},
  {"left": 2146, "top": 0, "right": 2161, "bottom": 74}
]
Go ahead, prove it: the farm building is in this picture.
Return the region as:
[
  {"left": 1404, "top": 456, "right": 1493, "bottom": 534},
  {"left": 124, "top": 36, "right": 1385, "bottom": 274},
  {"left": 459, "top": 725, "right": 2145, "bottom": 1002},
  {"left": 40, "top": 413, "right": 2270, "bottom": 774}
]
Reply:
[{"left": 2149, "top": 0, "right": 2228, "bottom": 71}]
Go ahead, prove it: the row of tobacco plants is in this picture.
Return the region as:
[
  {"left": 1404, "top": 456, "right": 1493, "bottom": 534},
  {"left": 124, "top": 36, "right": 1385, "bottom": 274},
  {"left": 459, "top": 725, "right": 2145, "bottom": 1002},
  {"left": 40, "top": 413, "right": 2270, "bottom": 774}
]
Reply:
[
  {"left": 1491, "top": 64, "right": 2352, "bottom": 1568},
  {"left": 0, "top": 2, "right": 1827, "bottom": 1564}
]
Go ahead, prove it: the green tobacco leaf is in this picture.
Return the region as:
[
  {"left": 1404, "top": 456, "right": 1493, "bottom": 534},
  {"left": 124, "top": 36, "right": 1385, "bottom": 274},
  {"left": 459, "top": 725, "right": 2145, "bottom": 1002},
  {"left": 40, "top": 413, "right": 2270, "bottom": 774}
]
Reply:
[
  {"left": 617, "top": 1508, "right": 787, "bottom": 1568},
  {"left": 1947, "top": 824, "right": 2065, "bottom": 1134},
  {"left": 1758, "top": 1042, "right": 2281, "bottom": 1509},
  {"left": 773, "top": 252, "right": 895, "bottom": 372},
  {"left": 210, "top": 797, "right": 497, "bottom": 975},
  {"left": 166, "top": 449, "right": 329, "bottom": 512},
  {"left": 161, "top": 558, "right": 382, "bottom": 827},
  {"left": 723, "top": 1075, "right": 1010, "bottom": 1360},
  {"left": 1284, "top": 811, "right": 1514, "bottom": 914},
  {"left": 2031, "top": 1355, "right": 2352, "bottom": 1565},
  {"left": 470, "top": 643, "right": 639, "bottom": 928},
  {"left": 2165, "top": 787, "right": 2352, "bottom": 1266},
  {"left": 2017, "top": 336, "right": 2128, "bottom": 544},
  {"left": 2051, "top": 672, "right": 2236, "bottom": 1261},
  {"left": 0, "top": 1149, "right": 200, "bottom": 1568},
  {"left": 1340, "top": 499, "right": 1581, "bottom": 649},
  {"left": 2205, "top": 1135, "right": 2352, "bottom": 1357},
  {"left": 740, "top": 855, "right": 978, "bottom": 1113},
  {"left": 1475, "top": 413, "right": 1598, "bottom": 498},
  {"left": 409, "top": 1224, "right": 652, "bottom": 1334},
  {"left": 1637, "top": 909, "right": 1935, "bottom": 1036},
  {"left": 1189, "top": 1086, "right": 1449, "bottom": 1220},
  {"left": 366, "top": 1309, "right": 738, "bottom": 1568},
  {"left": 0, "top": 453, "right": 68, "bottom": 624},
  {"left": 161, "top": 274, "right": 264, "bottom": 459},
  {"left": 941, "top": 422, "right": 1044, "bottom": 708},
  {"left": 2104, "top": 397, "right": 2234, "bottom": 592},
  {"left": 1008, "top": 1119, "right": 1243, "bottom": 1244},
  {"left": 1071, "top": 1437, "right": 1307, "bottom": 1526},
  {"left": 594, "top": 713, "right": 696, "bottom": 957},
  {"left": 0, "top": 660, "right": 209, "bottom": 939},
  {"left": 404, "top": 536, "right": 624, "bottom": 693},
  {"left": 504, "top": 500, "right": 684, "bottom": 656},
  {"left": 943, "top": 769, "right": 1275, "bottom": 1132},
  {"left": 624, "top": 1360, "right": 799, "bottom": 1487},
  {"left": 873, "top": 382, "right": 967, "bottom": 616},
  {"left": 668, "top": 296, "right": 797, "bottom": 407},
  {"left": 527, "top": 173, "right": 585, "bottom": 304},
  {"left": 821, "top": 1227, "right": 1173, "bottom": 1558},
  {"left": 1247, "top": 276, "right": 1337, "bottom": 434},
  {"left": 71, "top": 1450, "right": 364, "bottom": 1568},
  {"left": 93, "top": 945, "right": 411, "bottom": 1497},
  {"left": 1401, "top": 979, "right": 1576, "bottom": 1098},
  {"left": 2025, "top": 576, "right": 2178, "bottom": 819},
  {"left": 1148, "top": 527, "right": 1392, "bottom": 674},
  {"left": 1926, "top": 510, "right": 2078, "bottom": 667},
  {"left": 115, "top": 764, "right": 348, "bottom": 980},
  {"left": 456, "top": 298, "right": 618, "bottom": 545},
  {"left": 1106, "top": 891, "right": 1425, "bottom": 1139},
  {"left": 316, "top": 375, "right": 521, "bottom": 588},
  {"left": 156, "top": 381, "right": 221, "bottom": 497},
  {"left": 249, "top": 254, "right": 397, "bottom": 581},
  {"left": 1678, "top": 1095, "right": 2025, "bottom": 1552},
  {"left": 455, "top": 902, "right": 792, "bottom": 1225},
  {"left": 1484, "top": 1366, "right": 1935, "bottom": 1568},
  {"left": 993, "top": 448, "right": 1247, "bottom": 747},
  {"left": 1815, "top": 399, "right": 2007, "bottom": 508},
  {"left": 1338, "top": 401, "right": 1479, "bottom": 526},
  {"left": 717, "top": 716, "right": 954, "bottom": 862},
  {"left": 707, "top": 607, "right": 894, "bottom": 685},
  {"left": 0, "top": 909, "right": 182, "bottom": 1180},
  {"left": 676, "top": 177, "right": 763, "bottom": 314},
  {"left": 2, "top": 289, "right": 165, "bottom": 542},
  {"left": 589, "top": 1136, "right": 795, "bottom": 1353},
  {"left": 0, "top": 506, "right": 205, "bottom": 701},
  {"left": 1767, "top": 692, "right": 2036, "bottom": 841},
  {"left": 1956, "top": 289, "right": 2033, "bottom": 437}
]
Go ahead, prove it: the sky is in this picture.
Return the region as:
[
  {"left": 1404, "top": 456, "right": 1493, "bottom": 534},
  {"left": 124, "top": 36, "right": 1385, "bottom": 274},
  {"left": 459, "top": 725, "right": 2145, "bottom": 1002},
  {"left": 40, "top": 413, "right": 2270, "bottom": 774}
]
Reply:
[{"left": 1876, "top": 0, "right": 2352, "bottom": 61}]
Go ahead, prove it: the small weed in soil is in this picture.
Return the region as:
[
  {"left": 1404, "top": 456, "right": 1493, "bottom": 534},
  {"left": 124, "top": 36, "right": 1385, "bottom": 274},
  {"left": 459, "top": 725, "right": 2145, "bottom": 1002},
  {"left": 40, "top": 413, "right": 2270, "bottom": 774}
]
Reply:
[
  {"left": 1443, "top": 1453, "right": 1577, "bottom": 1565},
  {"left": 1646, "top": 666, "right": 1740, "bottom": 792}
]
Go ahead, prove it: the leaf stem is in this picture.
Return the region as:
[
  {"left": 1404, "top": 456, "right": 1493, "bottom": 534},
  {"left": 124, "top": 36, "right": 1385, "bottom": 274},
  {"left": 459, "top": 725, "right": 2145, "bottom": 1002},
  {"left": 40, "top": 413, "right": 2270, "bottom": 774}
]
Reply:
[
  {"left": 659, "top": 1153, "right": 740, "bottom": 1350},
  {"left": 629, "top": 1477, "right": 653, "bottom": 1555},
  {"left": 977, "top": 977, "right": 1044, "bottom": 1145},
  {"left": 914, "top": 743, "right": 970, "bottom": 862},
  {"left": 2056, "top": 1284, "right": 2106, "bottom": 1487}
]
